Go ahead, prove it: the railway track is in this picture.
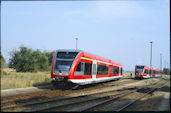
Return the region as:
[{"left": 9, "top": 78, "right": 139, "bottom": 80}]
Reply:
[
  {"left": 83, "top": 81, "right": 168, "bottom": 112},
  {"left": 1, "top": 78, "right": 140, "bottom": 104},
  {"left": 41, "top": 80, "right": 168, "bottom": 112},
  {"left": 1, "top": 77, "right": 164, "bottom": 112}
]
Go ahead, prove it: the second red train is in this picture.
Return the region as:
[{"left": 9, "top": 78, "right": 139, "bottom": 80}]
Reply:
[{"left": 135, "top": 65, "right": 162, "bottom": 79}]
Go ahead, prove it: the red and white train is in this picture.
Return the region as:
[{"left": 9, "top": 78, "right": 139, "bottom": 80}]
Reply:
[
  {"left": 135, "top": 65, "right": 162, "bottom": 79},
  {"left": 154, "top": 68, "right": 163, "bottom": 77},
  {"left": 51, "top": 49, "right": 123, "bottom": 87}
]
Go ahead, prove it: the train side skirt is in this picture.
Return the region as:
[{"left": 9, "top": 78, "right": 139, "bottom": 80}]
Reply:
[{"left": 69, "top": 76, "right": 122, "bottom": 85}]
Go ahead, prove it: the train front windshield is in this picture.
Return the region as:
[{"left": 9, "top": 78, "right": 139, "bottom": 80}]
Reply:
[
  {"left": 136, "top": 66, "right": 144, "bottom": 74},
  {"left": 55, "top": 60, "right": 73, "bottom": 71},
  {"left": 54, "top": 51, "right": 79, "bottom": 74}
]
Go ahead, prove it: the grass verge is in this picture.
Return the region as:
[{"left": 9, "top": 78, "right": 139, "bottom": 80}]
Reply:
[
  {"left": 1, "top": 68, "right": 137, "bottom": 90},
  {"left": 1, "top": 68, "right": 51, "bottom": 90}
]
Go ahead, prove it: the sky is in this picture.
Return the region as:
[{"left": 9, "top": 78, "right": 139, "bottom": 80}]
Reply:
[{"left": 1, "top": 0, "right": 170, "bottom": 71}]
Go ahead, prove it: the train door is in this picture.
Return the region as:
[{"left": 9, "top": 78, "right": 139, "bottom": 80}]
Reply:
[
  {"left": 92, "top": 60, "right": 97, "bottom": 81},
  {"left": 119, "top": 67, "right": 122, "bottom": 76},
  {"left": 75, "top": 62, "right": 84, "bottom": 75}
]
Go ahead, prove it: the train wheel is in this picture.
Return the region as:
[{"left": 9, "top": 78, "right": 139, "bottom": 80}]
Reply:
[
  {"left": 51, "top": 81, "right": 60, "bottom": 89},
  {"left": 72, "top": 84, "right": 79, "bottom": 90},
  {"left": 51, "top": 81, "right": 66, "bottom": 89}
]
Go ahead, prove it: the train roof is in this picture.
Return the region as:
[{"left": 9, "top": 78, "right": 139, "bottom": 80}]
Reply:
[
  {"left": 135, "top": 65, "right": 146, "bottom": 67},
  {"left": 155, "top": 69, "right": 162, "bottom": 71},
  {"left": 56, "top": 49, "right": 122, "bottom": 66},
  {"left": 83, "top": 51, "right": 122, "bottom": 66},
  {"left": 56, "top": 49, "right": 83, "bottom": 53},
  {"left": 135, "top": 65, "right": 162, "bottom": 70}
]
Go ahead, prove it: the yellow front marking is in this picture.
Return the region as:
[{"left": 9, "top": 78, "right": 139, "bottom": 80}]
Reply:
[{"left": 84, "top": 57, "right": 93, "bottom": 61}]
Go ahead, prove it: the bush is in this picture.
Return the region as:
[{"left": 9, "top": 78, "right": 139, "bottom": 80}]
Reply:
[
  {"left": 9, "top": 46, "right": 54, "bottom": 72},
  {"left": 0, "top": 53, "right": 6, "bottom": 68},
  {"left": 163, "top": 68, "right": 170, "bottom": 75}
]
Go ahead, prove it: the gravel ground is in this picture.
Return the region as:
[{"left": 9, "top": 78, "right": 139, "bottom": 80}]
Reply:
[
  {"left": 1, "top": 78, "right": 137, "bottom": 97},
  {"left": 1, "top": 76, "right": 169, "bottom": 112},
  {"left": 2, "top": 79, "right": 147, "bottom": 112},
  {"left": 1, "top": 85, "right": 53, "bottom": 97},
  {"left": 1, "top": 78, "right": 143, "bottom": 108},
  {"left": 123, "top": 78, "right": 170, "bottom": 111}
]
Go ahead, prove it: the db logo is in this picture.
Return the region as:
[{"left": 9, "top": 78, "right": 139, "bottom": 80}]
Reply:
[{"left": 59, "top": 73, "right": 62, "bottom": 75}]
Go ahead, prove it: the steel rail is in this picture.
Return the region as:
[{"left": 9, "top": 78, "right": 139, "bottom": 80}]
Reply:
[
  {"left": 1, "top": 79, "right": 124, "bottom": 98},
  {"left": 116, "top": 81, "right": 169, "bottom": 111},
  {"left": 1, "top": 95, "right": 44, "bottom": 104},
  {"left": 2, "top": 79, "right": 160, "bottom": 111},
  {"left": 1, "top": 94, "right": 85, "bottom": 110},
  {"left": 0, "top": 85, "right": 134, "bottom": 110},
  {"left": 1, "top": 85, "right": 138, "bottom": 111},
  {"left": 1, "top": 79, "right": 144, "bottom": 109},
  {"left": 31, "top": 87, "right": 143, "bottom": 112},
  {"left": 1, "top": 88, "right": 52, "bottom": 98},
  {"left": 79, "top": 87, "right": 147, "bottom": 112},
  {"left": 79, "top": 80, "right": 165, "bottom": 112},
  {"left": 1, "top": 78, "right": 134, "bottom": 103},
  {"left": 2, "top": 78, "right": 163, "bottom": 112}
]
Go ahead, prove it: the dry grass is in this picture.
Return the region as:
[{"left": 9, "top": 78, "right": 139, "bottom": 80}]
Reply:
[
  {"left": 122, "top": 72, "right": 135, "bottom": 78},
  {"left": 1, "top": 68, "right": 51, "bottom": 90},
  {"left": 1, "top": 68, "right": 16, "bottom": 72}
]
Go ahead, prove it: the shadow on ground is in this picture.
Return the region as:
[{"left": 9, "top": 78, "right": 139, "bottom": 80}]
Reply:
[
  {"left": 32, "top": 77, "right": 144, "bottom": 91},
  {"left": 32, "top": 78, "right": 125, "bottom": 91},
  {"left": 158, "top": 86, "right": 170, "bottom": 93},
  {"left": 32, "top": 82, "right": 53, "bottom": 90}
]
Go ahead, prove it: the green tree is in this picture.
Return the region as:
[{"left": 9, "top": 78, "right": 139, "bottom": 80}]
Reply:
[
  {"left": 0, "top": 52, "right": 6, "bottom": 68},
  {"left": 44, "top": 51, "right": 55, "bottom": 66},
  {"left": 9, "top": 46, "right": 33, "bottom": 72},
  {"left": 163, "top": 68, "right": 170, "bottom": 75},
  {"left": 9, "top": 46, "right": 50, "bottom": 72},
  {"left": 33, "top": 50, "right": 49, "bottom": 71}
]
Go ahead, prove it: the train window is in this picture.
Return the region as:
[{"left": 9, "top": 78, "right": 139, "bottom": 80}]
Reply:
[
  {"left": 120, "top": 68, "right": 122, "bottom": 74},
  {"left": 55, "top": 60, "right": 73, "bottom": 71},
  {"left": 75, "top": 62, "right": 84, "bottom": 75},
  {"left": 113, "top": 67, "right": 119, "bottom": 74},
  {"left": 76, "top": 62, "right": 82, "bottom": 71},
  {"left": 136, "top": 66, "right": 145, "bottom": 69},
  {"left": 57, "top": 52, "right": 78, "bottom": 59},
  {"left": 145, "top": 70, "right": 148, "bottom": 74},
  {"left": 144, "top": 70, "right": 146, "bottom": 74},
  {"left": 149, "top": 70, "right": 152, "bottom": 74},
  {"left": 97, "top": 65, "right": 109, "bottom": 75},
  {"left": 84, "top": 63, "right": 92, "bottom": 75}
]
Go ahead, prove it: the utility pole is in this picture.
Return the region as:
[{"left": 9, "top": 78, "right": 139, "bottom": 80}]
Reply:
[
  {"left": 160, "top": 53, "right": 162, "bottom": 71},
  {"left": 164, "top": 60, "right": 166, "bottom": 69},
  {"left": 150, "top": 41, "right": 153, "bottom": 77},
  {"left": 160, "top": 53, "right": 162, "bottom": 76},
  {"left": 170, "top": 32, "right": 171, "bottom": 75},
  {"left": 75, "top": 38, "right": 78, "bottom": 50}
]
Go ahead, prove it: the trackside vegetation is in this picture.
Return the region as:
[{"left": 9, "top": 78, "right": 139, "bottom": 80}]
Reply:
[
  {"left": 1, "top": 68, "right": 51, "bottom": 90},
  {"left": 0, "top": 52, "right": 6, "bottom": 68},
  {"left": 1, "top": 46, "right": 54, "bottom": 89},
  {"left": 1, "top": 68, "right": 131, "bottom": 90},
  {"left": 9, "top": 46, "right": 54, "bottom": 72}
]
